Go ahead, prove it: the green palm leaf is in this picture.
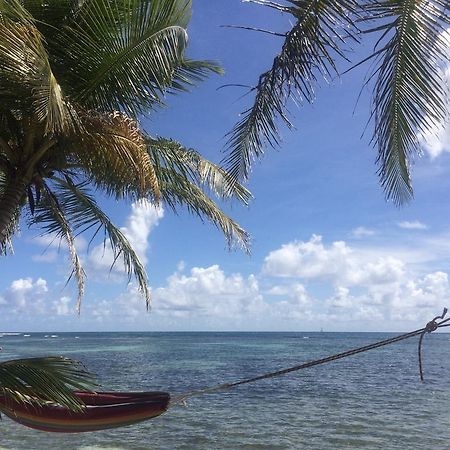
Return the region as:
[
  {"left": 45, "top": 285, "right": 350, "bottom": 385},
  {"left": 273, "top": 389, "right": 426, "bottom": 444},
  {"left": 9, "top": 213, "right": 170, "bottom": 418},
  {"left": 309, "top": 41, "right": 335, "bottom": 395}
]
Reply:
[
  {"left": 170, "top": 58, "right": 224, "bottom": 93},
  {"left": 363, "top": 0, "right": 449, "bottom": 205},
  {"left": 31, "top": 183, "right": 86, "bottom": 313},
  {"left": 0, "top": 170, "right": 17, "bottom": 255},
  {"left": 0, "top": 356, "right": 97, "bottom": 412},
  {"left": 32, "top": 176, "right": 151, "bottom": 311},
  {"left": 223, "top": 0, "right": 360, "bottom": 181},
  {"left": 50, "top": 0, "right": 217, "bottom": 115},
  {"left": 148, "top": 137, "right": 252, "bottom": 205},
  {"left": 149, "top": 139, "right": 250, "bottom": 251},
  {"left": 0, "top": 0, "right": 76, "bottom": 134}
]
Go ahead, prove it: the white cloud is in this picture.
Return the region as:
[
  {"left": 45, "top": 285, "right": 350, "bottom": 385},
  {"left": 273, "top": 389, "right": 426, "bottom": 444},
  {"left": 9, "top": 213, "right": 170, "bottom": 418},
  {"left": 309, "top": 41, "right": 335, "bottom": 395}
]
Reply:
[
  {"left": 324, "top": 271, "right": 450, "bottom": 324},
  {"left": 4, "top": 228, "right": 449, "bottom": 331},
  {"left": 420, "top": 29, "right": 450, "bottom": 159},
  {"left": 351, "top": 227, "right": 375, "bottom": 238},
  {"left": 102, "top": 266, "right": 314, "bottom": 328},
  {"left": 423, "top": 122, "right": 450, "bottom": 159},
  {"left": 153, "top": 265, "right": 264, "bottom": 319},
  {"left": 263, "top": 235, "right": 405, "bottom": 287},
  {"left": 53, "top": 296, "right": 73, "bottom": 316},
  {"left": 89, "top": 200, "right": 163, "bottom": 273},
  {"left": 397, "top": 221, "right": 428, "bottom": 230},
  {"left": 1, "top": 278, "right": 48, "bottom": 313}
]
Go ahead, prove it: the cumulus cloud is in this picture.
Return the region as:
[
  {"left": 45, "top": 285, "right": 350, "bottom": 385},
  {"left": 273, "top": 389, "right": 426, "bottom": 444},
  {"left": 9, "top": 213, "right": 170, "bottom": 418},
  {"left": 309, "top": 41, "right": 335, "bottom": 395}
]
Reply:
[
  {"left": 1, "top": 278, "right": 48, "bottom": 314},
  {"left": 106, "top": 266, "right": 314, "bottom": 328},
  {"left": 263, "top": 235, "right": 405, "bottom": 287},
  {"left": 351, "top": 227, "right": 376, "bottom": 238},
  {"left": 89, "top": 200, "right": 163, "bottom": 273},
  {"left": 324, "top": 271, "right": 450, "bottom": 324},
  {"left": 53, "top": 296, "right": 73, "bottom": 316},
  {"left": 3, "top": 229, "right": 449, "bottom": 331},
  {"left": 153, "top": 265, "right": 265, "bottom": 318},
  {"left": 397, "top": 221, "right": 428, "bottom": 230}
]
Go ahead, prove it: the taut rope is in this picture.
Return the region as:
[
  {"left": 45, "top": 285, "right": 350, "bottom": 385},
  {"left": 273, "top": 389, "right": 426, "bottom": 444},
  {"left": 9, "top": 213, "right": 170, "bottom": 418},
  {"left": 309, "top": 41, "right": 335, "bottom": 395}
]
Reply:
[{"left": 172, "top": 308, "right": 449, "bottom": 406}]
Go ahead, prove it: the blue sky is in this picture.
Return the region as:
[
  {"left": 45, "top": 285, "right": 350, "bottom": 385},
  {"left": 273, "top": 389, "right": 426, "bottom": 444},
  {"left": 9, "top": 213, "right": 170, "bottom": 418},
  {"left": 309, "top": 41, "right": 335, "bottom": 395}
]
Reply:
[{"left": 1, "top": 1, "right": 450, "bottom": 332}]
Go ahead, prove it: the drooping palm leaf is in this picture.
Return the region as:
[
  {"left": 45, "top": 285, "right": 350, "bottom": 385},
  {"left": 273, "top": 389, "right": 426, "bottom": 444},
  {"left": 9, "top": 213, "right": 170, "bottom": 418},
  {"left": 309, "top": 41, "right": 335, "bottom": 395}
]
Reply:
[
  {"left": 170, "top": 58, "right": 224, "bottom": 93},
  {"left": 362, "top": 0, "right": 449, "bottom": 205},
  {"left": 32, "top": 183, "right": 86, "bottom": 313},
  {"left": 0, "top": 356, "right": 97, "bottom": 411},
  {"left": 147, "top": 137, "right": 252, "bottom": 205},
  {"left": 150, "top": 160, "right": 250, "bottom": 251},
  {"left": 223, "top": 0, "right": 360, "bottom": 181},
  {"left": 32, "top": 176, "right": 151, "bottom": 311}
]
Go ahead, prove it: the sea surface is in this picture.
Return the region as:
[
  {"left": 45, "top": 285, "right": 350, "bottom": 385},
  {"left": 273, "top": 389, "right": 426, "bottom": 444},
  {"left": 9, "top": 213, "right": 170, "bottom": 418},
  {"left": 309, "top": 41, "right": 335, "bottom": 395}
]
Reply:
[{"left": 0, "top": 331, "right": 449, "bottom": 450}]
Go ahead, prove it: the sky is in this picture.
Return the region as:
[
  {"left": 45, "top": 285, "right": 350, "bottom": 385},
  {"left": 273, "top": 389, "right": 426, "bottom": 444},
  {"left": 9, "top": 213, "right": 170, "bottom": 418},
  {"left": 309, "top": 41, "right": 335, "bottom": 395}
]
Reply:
[{"left": 1, "top": 1, "right": 450, "bottom": 332}]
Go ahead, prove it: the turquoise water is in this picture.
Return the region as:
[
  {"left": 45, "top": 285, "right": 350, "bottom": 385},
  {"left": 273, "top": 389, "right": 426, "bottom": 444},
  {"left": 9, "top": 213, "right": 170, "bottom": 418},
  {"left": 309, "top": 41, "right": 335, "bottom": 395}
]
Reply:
[{"left": 0, "top": 332, "right": 449, "bottom": 449}]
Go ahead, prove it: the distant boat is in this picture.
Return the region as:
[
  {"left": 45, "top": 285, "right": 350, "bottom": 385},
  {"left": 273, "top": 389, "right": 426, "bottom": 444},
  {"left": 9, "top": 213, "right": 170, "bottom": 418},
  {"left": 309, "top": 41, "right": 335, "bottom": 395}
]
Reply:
[
  {"left": 23, "top": 334, "right": 31, "bottom": 337},
  {"left": 50, "top": 335, "right": 58, "bottom": 338}
]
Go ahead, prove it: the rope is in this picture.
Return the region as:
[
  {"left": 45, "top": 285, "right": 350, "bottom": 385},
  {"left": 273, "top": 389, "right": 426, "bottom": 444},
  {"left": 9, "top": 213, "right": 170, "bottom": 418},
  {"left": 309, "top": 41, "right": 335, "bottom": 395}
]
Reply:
[
  {"left": 418, "top": 308, "right": 449, "bottom": 381},
  {"left": 171, "top": 309, "right": 449, "bottom": 406}
]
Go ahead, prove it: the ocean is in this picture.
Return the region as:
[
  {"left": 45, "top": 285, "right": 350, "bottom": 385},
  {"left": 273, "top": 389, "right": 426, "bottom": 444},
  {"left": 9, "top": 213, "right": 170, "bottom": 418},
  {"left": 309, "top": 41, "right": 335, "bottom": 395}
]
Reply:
[{"left": 0, "top": 332, "right": 449, "bottom": 449}]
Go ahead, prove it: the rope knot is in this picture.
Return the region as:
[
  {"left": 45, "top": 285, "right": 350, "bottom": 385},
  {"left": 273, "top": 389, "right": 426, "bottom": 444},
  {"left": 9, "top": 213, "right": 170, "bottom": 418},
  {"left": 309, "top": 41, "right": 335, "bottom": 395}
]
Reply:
[{"left": 425, "top": 320, "right": 438, "bottom": 333}]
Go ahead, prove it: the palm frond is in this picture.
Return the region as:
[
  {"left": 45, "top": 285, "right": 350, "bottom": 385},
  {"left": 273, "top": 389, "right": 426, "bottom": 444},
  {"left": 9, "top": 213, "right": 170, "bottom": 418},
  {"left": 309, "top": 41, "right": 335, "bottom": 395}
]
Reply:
[
  {"left": 170, "top": 58, "right": 224, "bottom": 93},
  {"left": 72, "top": 110, "right": 160, "bottom": 201},
  {"left": 0, "top": 171, "right": 19, "bottom": 256},
  {"left": 22, "top": 0, "right": 77, "bottom": 35},
  {"left": 223, "top": 0, "right": 360, "bottom": 181},
  {"left": 31, "top": 183, "right": 86, "bottom": 313},
  {"left": 53, "top": 0, "right": 216, "bottom": 115},
  {"left": 148, "top": 137, "right": 252, "bottom": 205},
  {"left": 40, "top": 176, "right": 151, "bottom": 310},
  {"left": 363, "top": 0, "right": 449, "bottom": 205},
  {"left": 0, "top": 0, "right": 76, "bottom": 133},
  {"left": 154, "top": 166, "right": 250, "bottom": 252},
  {"left": 0, "top": 356, "right": 97, "bottom": 412}
]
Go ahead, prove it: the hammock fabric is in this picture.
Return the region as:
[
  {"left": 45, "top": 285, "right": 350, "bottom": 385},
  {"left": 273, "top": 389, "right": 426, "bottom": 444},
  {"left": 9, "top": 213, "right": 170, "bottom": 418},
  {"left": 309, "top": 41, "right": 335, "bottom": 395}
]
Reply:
[{"left": 0, "top": 391, "right": 170, "bottom": 433}]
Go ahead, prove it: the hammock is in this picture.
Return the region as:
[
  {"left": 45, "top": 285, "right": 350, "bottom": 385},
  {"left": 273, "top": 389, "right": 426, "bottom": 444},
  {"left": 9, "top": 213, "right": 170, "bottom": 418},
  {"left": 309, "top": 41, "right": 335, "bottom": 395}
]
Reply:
[
  {"left": 0, "top": 391, "right": 170, "bottom": 433},
  {"left": 0, "top": 309, "right": 448, "bottom": 433}
]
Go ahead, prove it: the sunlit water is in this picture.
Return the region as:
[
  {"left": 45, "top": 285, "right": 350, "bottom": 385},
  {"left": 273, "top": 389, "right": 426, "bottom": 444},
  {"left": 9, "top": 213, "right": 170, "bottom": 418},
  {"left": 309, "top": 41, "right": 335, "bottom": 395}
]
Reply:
[{"left": 0, "top": 332, "right": 449, "bottom": 449}]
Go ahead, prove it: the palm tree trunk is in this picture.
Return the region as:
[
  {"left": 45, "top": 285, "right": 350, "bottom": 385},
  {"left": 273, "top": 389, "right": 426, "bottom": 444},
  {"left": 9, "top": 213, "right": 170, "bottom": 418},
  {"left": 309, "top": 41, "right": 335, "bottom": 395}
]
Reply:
[{"left": 0, "top": 177, "right": 27, "bottom": 245}]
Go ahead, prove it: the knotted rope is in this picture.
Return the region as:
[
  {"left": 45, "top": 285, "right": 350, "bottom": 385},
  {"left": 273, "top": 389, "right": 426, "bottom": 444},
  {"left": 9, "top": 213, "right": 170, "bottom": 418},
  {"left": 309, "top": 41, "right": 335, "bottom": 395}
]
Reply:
[
  {"left": 418, "top": 308, "right": 449, "bottom": 381},
  {"left": 172, "top": 308, "right": 449, "bottom": 406}
]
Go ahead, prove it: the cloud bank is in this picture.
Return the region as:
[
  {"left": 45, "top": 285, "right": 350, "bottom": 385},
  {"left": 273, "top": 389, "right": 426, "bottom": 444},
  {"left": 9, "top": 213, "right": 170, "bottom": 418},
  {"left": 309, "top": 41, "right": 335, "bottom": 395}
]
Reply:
[{"left": 5, "top": 234, "right": 449, "bottom": 331}]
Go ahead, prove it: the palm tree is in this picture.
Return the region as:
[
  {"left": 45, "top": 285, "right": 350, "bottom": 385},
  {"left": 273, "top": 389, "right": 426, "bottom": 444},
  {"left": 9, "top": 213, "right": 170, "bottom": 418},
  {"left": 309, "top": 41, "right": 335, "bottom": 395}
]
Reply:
[
  {"left": 0, "top": 0, "right": 250, "bottom": 410},
  {"left": 223, "top": 0, "right": 449, "bottom": 205},
  {"left": 0, "top": 0, "right": 251, "bottom": 305}
]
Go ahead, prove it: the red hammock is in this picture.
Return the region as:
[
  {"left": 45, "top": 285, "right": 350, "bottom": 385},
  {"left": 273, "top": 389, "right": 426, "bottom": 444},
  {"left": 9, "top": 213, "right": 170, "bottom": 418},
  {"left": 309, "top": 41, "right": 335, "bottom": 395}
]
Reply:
[{"left": 0, "top": 391, "right": 170, "bottom": 433}]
